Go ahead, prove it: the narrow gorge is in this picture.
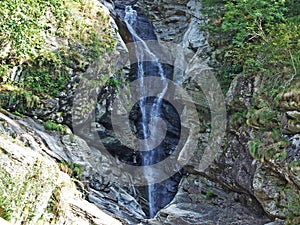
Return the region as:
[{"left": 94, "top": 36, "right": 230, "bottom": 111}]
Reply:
[{"left": 0, "top": 0, "right": 299, "bottom": 225}]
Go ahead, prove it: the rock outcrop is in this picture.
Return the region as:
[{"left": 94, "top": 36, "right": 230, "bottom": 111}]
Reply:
[
  {"left": 152, "top": 175, "right": 270, "bottom": 225},
  {"left": 0, "top": 110, "right": 122, "bottom": 225}
]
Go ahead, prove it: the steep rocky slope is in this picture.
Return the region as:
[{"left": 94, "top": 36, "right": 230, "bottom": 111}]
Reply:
[
  {"left": 0, "top": 0, "right": 133, "bottom": 224},
  {"left": 0, "top": 0, "right": 299, "bottom": 224},
  {"left": 0, "top": 110, "right": 122, "bottom": 225}
]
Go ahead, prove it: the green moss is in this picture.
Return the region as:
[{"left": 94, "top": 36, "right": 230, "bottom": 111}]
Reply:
[
  {"left": 0, "top": 85, "right": 40, "bottom": 112},
  {"left": 44, "top": 120, "right": 66, "bottom": 134},
  {"left": 248, "top": 130, "right": 289, "bottom": 163}
]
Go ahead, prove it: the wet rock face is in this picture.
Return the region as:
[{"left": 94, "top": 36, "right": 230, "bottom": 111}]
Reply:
[
  {"left": 110, "top": 1, "right": 191, "bottom": 217},
  {"left": 114, "top": 2, "right": 157, "bottom": 42}
]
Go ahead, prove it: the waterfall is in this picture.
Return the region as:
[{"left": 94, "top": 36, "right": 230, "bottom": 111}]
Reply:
[{"left": 124, "top": 6, "right": 168, "bottom": 218}]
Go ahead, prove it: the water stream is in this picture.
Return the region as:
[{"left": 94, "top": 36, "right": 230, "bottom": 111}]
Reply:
[{"left": 124, "top": 6, "right": 168, "bottom": 218}]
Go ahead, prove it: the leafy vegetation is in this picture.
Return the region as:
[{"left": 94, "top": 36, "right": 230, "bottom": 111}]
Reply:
[
  {"left": 0, "top": 0, "right": 116, "bottom": 99},
  {"left": 223, "top": 0, "right": 299, "bottom": 97},
  {"left": 0, "top": 85, "right": 40, "bottom": 112},
  {"left": 20, "top": 51, "right": 70, "bottom": 96},
  {"left": 248, "top": 129, "right": 288, "bottom": 163},
  {"left": 107, "top": 76, "right": 122, "bottom": 89},
  {"left": 202, "top": 1, "right": 299, "bottom": 147},
  {"left": 58, "top": 161, "right": 83, "bottom": 180},
  {"left": 201, "top": 0, "right": 300, "bottom": 93}
]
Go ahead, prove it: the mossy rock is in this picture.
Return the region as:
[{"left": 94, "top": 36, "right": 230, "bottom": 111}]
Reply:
[
  {"left": 253, "top": 167, "right": 300, "bottom": 219},
  {"left": 0, "top": 85, "right": 40, "bottom": 112},
  {"left": 246, "top": 108, "right": 281, "bottom": 131},
  {"left": 275, "top": 81, "right": 300, "bottom": 112}
]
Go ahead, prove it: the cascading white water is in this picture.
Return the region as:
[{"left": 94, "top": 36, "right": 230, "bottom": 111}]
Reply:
[{"left": 124, "top": 6, "right": 168, "bottom": 218}]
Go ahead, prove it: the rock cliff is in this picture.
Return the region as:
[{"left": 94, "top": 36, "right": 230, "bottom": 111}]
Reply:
[{"left": 0, "top": 0, "right": 299, "bottom": 225}]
